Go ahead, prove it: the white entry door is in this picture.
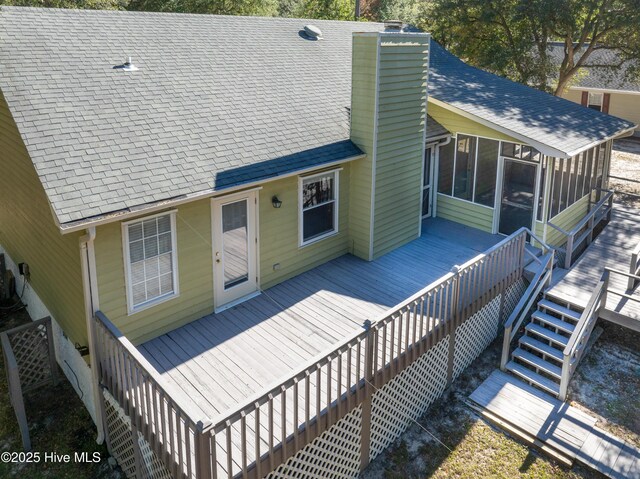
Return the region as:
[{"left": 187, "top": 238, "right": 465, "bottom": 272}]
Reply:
[{"left": 212, "top": 191, "right": 258, "bottom": 311}]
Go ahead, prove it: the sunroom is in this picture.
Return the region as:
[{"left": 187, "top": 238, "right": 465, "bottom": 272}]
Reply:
[
  {"left": 423, "top": 39, "right": 635, "bottom": 267},
  {"left": 430, "top": 133, "right": 612, "bottom": 251}
]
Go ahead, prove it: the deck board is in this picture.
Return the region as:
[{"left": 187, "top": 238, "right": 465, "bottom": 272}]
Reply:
[
  {"left": 548, "top": 205, "right": 640, "bottom": 320},
  {"left": 469, "top": 371, "right": 640, "bottom": 478},
  {"left": 138, "top": 218, "right": 502, "bottom": 476}
]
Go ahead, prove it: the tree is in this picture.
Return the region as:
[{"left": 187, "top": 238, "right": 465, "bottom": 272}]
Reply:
[
  {"left": 295, "top": 0, "right": 354, "bottom": 20},
  {"left": 126, "top": 0, "right": 278, "bottom": 16},
  {"left": 418, "top": 0, "right": 640, "bottom": 95},
  {"left": 0, "top": 0, "right": 126, "bottom": 8}
]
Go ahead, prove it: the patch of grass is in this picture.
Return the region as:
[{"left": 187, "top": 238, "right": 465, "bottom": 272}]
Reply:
[{"left": 0, "top": 306, "right": 122, "bottom": 478}]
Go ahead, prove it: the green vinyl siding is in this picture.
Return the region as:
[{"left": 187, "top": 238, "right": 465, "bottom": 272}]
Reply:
[
  {"left": 428, "top": 102, "right": 520, "bottom": 142},
  {"left": 349, "top": 35, "right": 377, "bottom": 260},
  {"left": 436, "top": 194, "right": 494, "bottom": 233},
  {"left": 545, "top": 194, "right": 590, "bottom": 247},
  {"left": 0, "top": 92, "right": 86, "bottom": 344},
  {"left": 372, "top": 35, "right": 429, "bottom": 258},
  {"left": 94, "top": 199, "right": 214, "bottom": 344},
  {"left": 260, "top": 166, "right": 351, "bottom": 288}
]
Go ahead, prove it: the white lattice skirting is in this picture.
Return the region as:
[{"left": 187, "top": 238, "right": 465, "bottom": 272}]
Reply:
[
  {"left": 502, "top": 278, "right": 528, "bottom": 324},
  {"left": 368, "top": 336, "right": 450, "bottom": 462},
  {"left": 103, "top": 391, "right": 172, "bottom": 479},
  {"left": 452, "top": 296, "right": 501, "bottom": 380},
  {"left": 259, "top": 280, "right": 530, "bottom": 479},
  {"left": 264, "top": 405, "right": 364, "bottom": 479}
]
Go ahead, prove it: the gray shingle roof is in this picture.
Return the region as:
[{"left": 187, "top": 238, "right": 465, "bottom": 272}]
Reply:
[
  {"left": 0, "top": 8, "right": 635, "bottom": 226},
  {"left": 548, "top": 43, "right": 640, "bottom": 92},
  {"left": 0, "top": 7, "right": 381, "bottom": 224},
  {"left": 428, "top": 41, "right": 636, "bottom": 158}
]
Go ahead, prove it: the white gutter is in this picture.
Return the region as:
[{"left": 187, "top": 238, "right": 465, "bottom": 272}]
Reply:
[
  {"left": 58, "top": 153, "right": 366, "bottom": 235},
  {"left": 565, "top": 125, "right": 638, "bottom": 158},
  {"left": 79, "top": 226, "right": 104, "bottom": 444}
]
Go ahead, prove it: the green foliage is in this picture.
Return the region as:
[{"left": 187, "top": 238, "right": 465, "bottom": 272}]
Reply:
[
  {"left": 296, "top": 0, "right": 354, "bottom": 20},
  {"left": 0, "top": 0, "right": 126, "bottom": 9},
  {"left": 419, "top": 0, "right": 640, "bottom": 95},
  {"left": 126, "top": 0, "right": 278, "bottom": 16}
]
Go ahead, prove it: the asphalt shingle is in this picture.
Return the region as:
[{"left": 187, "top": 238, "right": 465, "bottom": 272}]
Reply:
[
  {"left": 428, "top": 42, "right": 636, "bottom": 157},
  {"left": 0, "top": 8, "right": 635, "bottom": 226}
]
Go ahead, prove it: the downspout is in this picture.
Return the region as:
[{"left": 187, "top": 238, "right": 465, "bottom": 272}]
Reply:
[
  {"left": 431, "top": 134, "right": 452, "bottom": 219},
  {"left": 79, "top": 226, "right": 105, "bottom": 444}
]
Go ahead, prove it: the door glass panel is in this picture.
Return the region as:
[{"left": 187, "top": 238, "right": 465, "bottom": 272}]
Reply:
[
  {"left": 222, "top": 200, "right": 249, "bottom": 289},
  {"left": 499, "top": 160, "right": 536, "bottom": 235}
]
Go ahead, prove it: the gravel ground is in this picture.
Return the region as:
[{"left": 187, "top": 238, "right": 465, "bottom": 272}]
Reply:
[{"left": 609, "top": 137, "right": 640, "bottom": 208}]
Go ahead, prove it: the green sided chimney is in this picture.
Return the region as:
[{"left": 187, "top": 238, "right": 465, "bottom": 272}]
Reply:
[{"left": 349, "top": 30, "right": 430, "bottom": 260}]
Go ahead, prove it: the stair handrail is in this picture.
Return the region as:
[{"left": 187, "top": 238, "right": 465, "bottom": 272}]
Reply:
[
  {"left": 558, "top": 270, "right": 609, "bottom": 400},
  {"left": 627, "top": 242, "right": 640, "bottom": 291},
  {"left": 548, "top": 189, "right": 614, "bottom": 269},
  {"left": 500, "top": 250, "right": 554, "bottom": 371}
]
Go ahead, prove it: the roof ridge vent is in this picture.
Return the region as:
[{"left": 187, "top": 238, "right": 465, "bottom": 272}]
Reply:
[
  {"left": 303, "top": 24, "right": 322, "bottom": 40},
  {"left": 384, "top": 20, "right": 404, "bottom": 32}
]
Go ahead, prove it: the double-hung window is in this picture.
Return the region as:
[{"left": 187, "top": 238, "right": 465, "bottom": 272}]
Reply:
[
  {"left": 300, "top": 171, "right": 339, "bottom": 246},
  {"left": 123, "top": 211, "right": 179, "bottom": 313}
]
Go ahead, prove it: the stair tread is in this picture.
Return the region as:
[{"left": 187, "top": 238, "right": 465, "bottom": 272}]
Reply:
[
  {"left": 512, "top": 348, "right": 562, "bottom": 378},
  {"left": 532, "top": 311, "right": 576, "bottom": 334},
  {"left": 519, "top": 336, "right": 564, "bottom": 362},
  {"left": 506, "top": 361, "right": 560, "bottom": 396},
  {"left": 525, "top": 323, "right": 569, "bottom": 347},
  {"left": 538, "top": 299, "right": 582, "bottom": 321}
]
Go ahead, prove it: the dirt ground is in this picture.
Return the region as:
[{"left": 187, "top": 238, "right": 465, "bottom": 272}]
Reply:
[
  {"left": 360, "top": 323, "right": 639, "bottom": 479},
  {"left": 609, "top": 137, "right": 640, "bottom": 208},
  {"left": 0, "top": 303, "right": 124, "bottom": 479}
]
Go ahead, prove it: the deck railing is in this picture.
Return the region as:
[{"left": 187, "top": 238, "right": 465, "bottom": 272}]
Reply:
[
  {"left": 627, "top": 242, "right": 640, "bottom": 291},
  {"left": 500, "top": 245, "right": 554, "bottom": 371},
  {"left": 548, "top": 189, "right": 614, "bottom": 269},
  {"left": 95, "top": 228, "right": 530, "bottom": 479},
  {"left": 94, "top": 311, "right": 209, "bottom": 479},
  {"left": 200, "top": 228, "right": 528, "bottom": 478},
  {"left": 558, "top": 271, "right": 609, "bottom": 401}
]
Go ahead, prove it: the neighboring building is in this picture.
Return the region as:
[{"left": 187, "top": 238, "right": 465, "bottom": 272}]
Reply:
[
  {"left": 550, "top": 43, "right": 640, "bottom": 136},
  {"left": 0, "top": 7, "right": 636, "bottom": 477}
]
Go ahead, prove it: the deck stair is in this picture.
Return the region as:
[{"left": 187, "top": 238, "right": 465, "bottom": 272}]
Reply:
[{"left": 505, "top": 293, "right": 583, "bottom": 398}]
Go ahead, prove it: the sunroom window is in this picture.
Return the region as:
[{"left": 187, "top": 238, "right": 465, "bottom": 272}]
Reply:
[
  {"left": 300, "top": 171, "right": 338, "bottom": 245},
  {"left": 123, "top": 212, "right": 178, "bottom": 313},
  {"left": 439, "top": 134, "right": 498, "bottom": 208}
]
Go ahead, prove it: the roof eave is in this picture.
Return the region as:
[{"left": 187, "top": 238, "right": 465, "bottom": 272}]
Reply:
[
  {"left": 428, "top": 97, "right": 571, "bottom": 158},
  {"left": 58, "top": 152, "right": 366, "bottom": 235}
]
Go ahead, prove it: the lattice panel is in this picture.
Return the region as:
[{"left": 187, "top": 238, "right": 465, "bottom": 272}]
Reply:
[
  {"left": 138, "top": 435, "right": 173, "bottom": 479},
  {"left": 264, "top": 406, "right": 363, "bottom": 479},
  {"left": 103, "top": 391, "right": 172, "bottom": 479},
  {"left": 104, "top": 391, "right": 137, "bottom": 479},
  {"left": 368, "top": 336, "right": 450, "bottom": 462},
  {"left": 452, "top": 295, "right": 501, "bottom": 380},
  {"left": 501, "top": 278, "right": 528, "bottom": 324},
  {"left": 8, "top": 322, "right": 51, "bottom": 390}
]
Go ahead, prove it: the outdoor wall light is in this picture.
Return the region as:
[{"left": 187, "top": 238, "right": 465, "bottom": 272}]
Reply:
[{"left": 272, "top": 196, "right": 283, "bottom": 208}]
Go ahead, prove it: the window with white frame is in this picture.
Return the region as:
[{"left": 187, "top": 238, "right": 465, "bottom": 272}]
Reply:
[
  {"left": 300, "top": 171, "right": 338, "bottom": 245},
  {"left": 123, "top": 212, "right": 178, "bottom": 312}
]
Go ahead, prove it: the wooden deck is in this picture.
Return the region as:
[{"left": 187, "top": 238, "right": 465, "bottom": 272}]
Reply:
[
  {"left": 139, "top": 218, "right": 501, "bottom": 421},
  {"left": 469, "top": 371, "right": 640, "bottom": 478},
  {"left": 547, "top": 204, "right": 640, "bottom": 320}
]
